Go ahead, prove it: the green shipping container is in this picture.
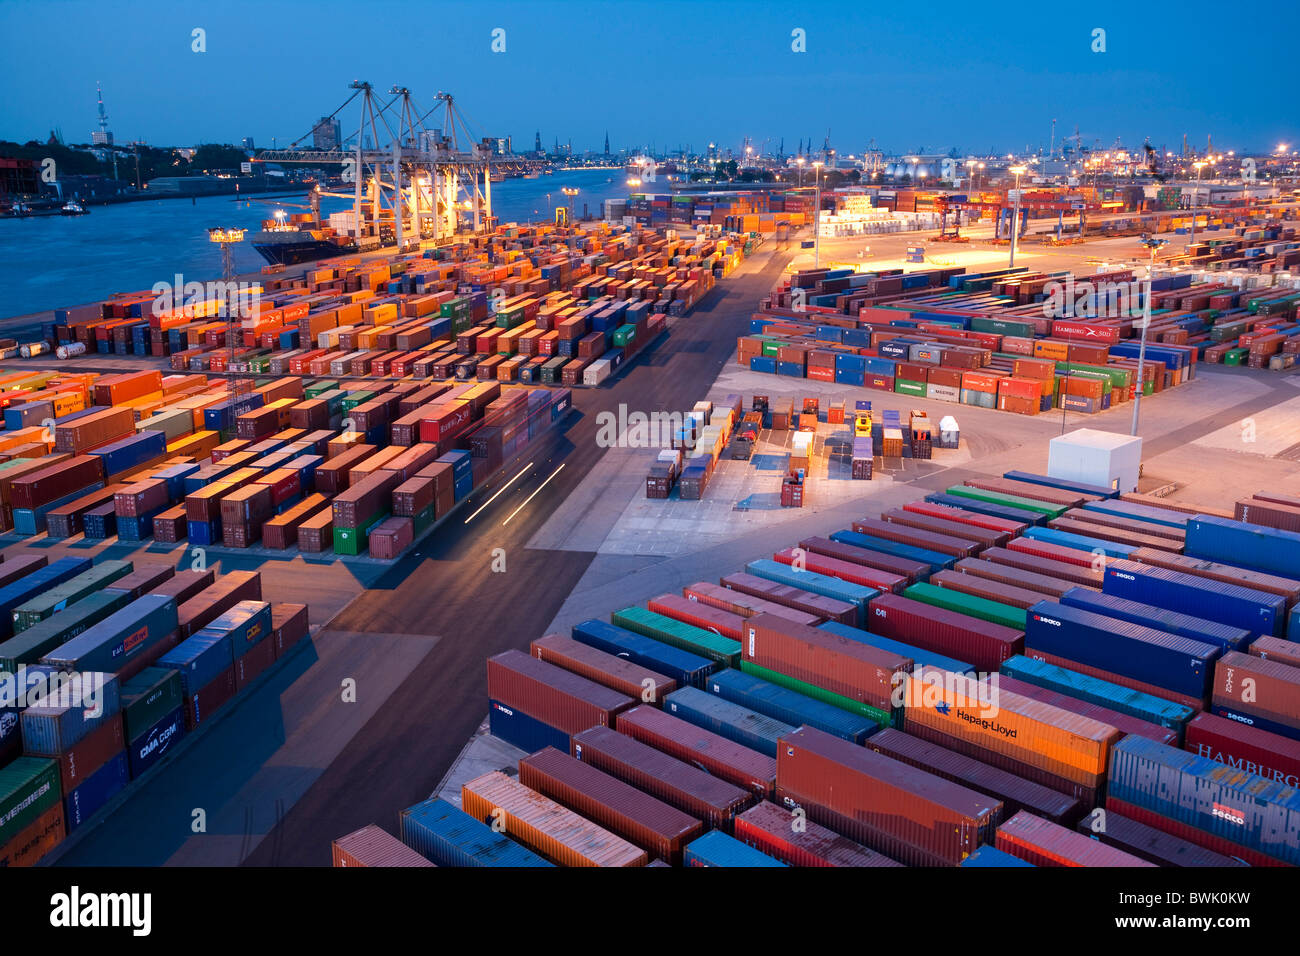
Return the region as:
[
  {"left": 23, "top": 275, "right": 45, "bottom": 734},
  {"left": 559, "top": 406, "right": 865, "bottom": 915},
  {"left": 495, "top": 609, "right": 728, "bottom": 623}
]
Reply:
[
  {"left": 414, "top": 503, "right": 437, "bottom": 535},
  {"left": 119, "top": 667, "right": 184, "bottom": 742},
  {"left": 494, "top": 305, "right": 527, "bottom": 329},
  {"left": 333, "top": 511, "right": 388, "bottom": 556},
  {"left": 903, "top": 582, "right": 1027, "bottom": 630},
  {"left": 739, "top": 660, "right": 891, "bottom": 729},
  {"left": 761, "top": 340, "right": 781, "bottom": 358},
  {"left": 10, "top": 560, "right": 133, "bottom": 633},
  {"left": 945, "top": 485, "right": 1065, "bottom": 518},
  {"left": 0, "top": 590, "right": 133, "bottom": 674},
  {"left": 611, "top": 606, "right": 741, "bottom": 667},
  {"left": 304, "top": 381, "right": 339, "bottom": 398},
  {"left": 540, "top": 357, "right": 568, "bottom": 385},
  {"left": 612, "top": 324, "right": 637, "bottom": 348},
  {"left": 894, "top": 378, "right": 927, "bottom": 397},
  {"left": 0, "top": 757, "right": 61, "bottom": 848},
  {"left": 340, "top": 391, "right": 375, "bottom": 413}
]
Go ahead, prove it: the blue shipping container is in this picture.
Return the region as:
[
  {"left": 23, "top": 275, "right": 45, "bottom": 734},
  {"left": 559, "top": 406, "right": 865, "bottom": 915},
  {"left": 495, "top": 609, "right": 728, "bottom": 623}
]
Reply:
[
  {"left": 960, "top": 845, "right": 1036, "bottom": 867},
  {"left": 1103, "top": 559, "right": 1285, "bottom": 636},
  {"left": 20, "top": 672, "right": 121, "bottom": 754},
  {"left": 704, "top": 668, "right": 877, "bottom": 744},
  {"left": 127, "top": 706, "right": 186, "bottom": 779},
  {"left": 0, "top": 558, "right": 94, "bottom": 640},
  {"left": 1022, "top": 525, "right": 1136, "bottom": 559},
  {"left": 663, "top": 686, "right": 795, "bottom": 757},
  {"left": 744, "top": 558, "right": 877, "bottom": 625},
  {"left": 64, "top": 750, "right": 129, "bottom": 832},
  {"left": 41, "top": 594, "right": 178, "bottom": 675},
  {"left": 488, "top": 698, "right": 569, "bottom": 754},
  {"left": 1059, "top": 587, "right": 1250, "bottom": 651},
  {"left": 157, "top": 628, "right": 235, "bottom": 697},
  {"left": 399, "top": 797, "right": 552, "bottom": 867},
  {"left": 924, "top": 493, "right": 1046, "bottom": 526},
  {"left": 1001, "top": 470, "right": 1118, "bottom": 499},
  {"left": 204, "top": 601, "right": 272, "bottom": 660},
  {"left": 1080, "top": 499, "right": 1189, "bottom": 529},
  {"left": 571, "top": 619, "right": 715, "bottom": 688},
  {"left": 999, "top": 655, "right": 1195, "bottom": 732},
  {"left": 828, "top": 530, "right": 957, "bottom": 573},
  {"left": 684, "top": 830, "right": 787, "bottom": 867},
  {"left": 1185, "top": 515, "right": 1300, "bottom": 581}
]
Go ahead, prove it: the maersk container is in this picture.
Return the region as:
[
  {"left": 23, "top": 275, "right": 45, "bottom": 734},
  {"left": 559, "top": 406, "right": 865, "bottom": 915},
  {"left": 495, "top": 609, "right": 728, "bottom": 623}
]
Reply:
[
  {"left": 704, "top": 667, "right": 878, "bottom": 744},
  {"left": 960, "top": 844, "right": 1035, "bottom": 867},
  {"left": 0, "top": 557, "right": 94, "bottom": 641},
  {"left": 1001, "top": 470, "right": 1118, "bottom": 500},
  {"left": 663, "top": 686, "right": 795, "bottom": 757},
  {"left": 64, "top": 750, "right": 128, "bottom": 832},
  {"left": 1103, "top": 559, "right": 1285, "bottom": 636},
  {"left": 19, "top": 672, "right": 121, "bottom": 754},
  {"left": 1185, "top": 514, "right": 1300, "bottom": 580},
  {"left": 571, "top": 619, "right": 715, "bottom": 689},
  {"left": 817, "top": 621, "right": 975, "bottom": 676},
  {"left": 1059, "top": 587, "right": 1250, "bottom": 651},
  {"left": 999, "top": 655, "right": 1195, "bottom": 733},
  {"left": 744, "top": 558, "right": 877, "bottom": 624},
  {"left": 829, "top": 529, "right": 957, "bottom": 574},
  {"left": 684, "top": 829, "right": 787, "bottom": 867},
  {"left": 399, "top": 796, "right": 553, "bottom": 867},
  {"left": 925, "top": 492, "right": 1047, "bottom": 527},
  {"left": 1107, "top": 735, "right": 1300, "bottom": 866},
  {"left": 1021, "top": 525, "right": 1137, "bottom": 560},
  {"left": 610, "top": 606, "right": 741, "bottom": 667},
  {"left": 40, "top": 594, "right": 178, "bottom": 676},
  {"left": 1025, "top": 600, "right": 1218, "bottom": 703}
]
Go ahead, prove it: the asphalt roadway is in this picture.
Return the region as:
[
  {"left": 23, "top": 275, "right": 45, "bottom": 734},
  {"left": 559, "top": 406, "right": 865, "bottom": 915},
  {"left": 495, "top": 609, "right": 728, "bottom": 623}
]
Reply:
[{"left": 234, "top": 244, "right": 793, "bottom": 865}]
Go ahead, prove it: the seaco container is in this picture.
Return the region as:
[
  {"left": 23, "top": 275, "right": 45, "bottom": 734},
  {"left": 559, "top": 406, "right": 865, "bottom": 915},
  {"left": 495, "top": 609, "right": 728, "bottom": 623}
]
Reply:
[
  {"left": 398, "top": 797, "right": 552, "bottom": 867},
  {"left": 41, "top": 594, "right": 179, "bottom": 678},
  {"left": 571, "top": 619, "right": 714, "bottom": 689},
  {"left": 866, "top": 728, "right": 1085, "bottom": 826},
  {"left": 611, "top": 606, "right": 741, "bottom": 667},
  {"left": 1210, "top": 651, "right": 1300, "bottom": 739},
  {"left": 818, "top": 621, "right": 975, "bottom": 676},
  {"left": 996, "top": 674, "right": 1179, "bottom": 747},
  {"left": 682, "top": 580, "right": 822, "bottom": 628},
  {"left": 683, "top": 829, "right": 787, "bottom": 867},
  {"left": 518, "top": 746, "right": 703, "bottom": 865},
  {"left": 776, "top": 724, "right": 1001, "bottom": 867},
  {"left": 735, "top": 800, "right": 902, "bottom": 867},
  {"left": 867, "top": 591, "right": 1023, "bottom": 673},
  {"left": 1103, "top": 558, "right": 1285, "bottom": 637},
  {"left": 529, "top": 634, "right": 676, "bottom": 703},
  {"left": 1059, "top": 587, "right": 1250, "bottom": 651},
  {"left": 461, "top": 770, "right": 647, "bottom": 867},
  {"left": 571, "top": 725, "right": 752, "bottom": 831},
  {"left": 999, "top": 655, "right": 1195, "bottom": 733},
  {"left": 995, "top": 810, "right": 1152, "bottom": 867},
  {"left": 1184, "top": 711, "right": 1300, "bottom": 790},
  {"left": 662, "top": 686, "right": 795, "bottom": 758},
  {"left": 1128, "top": 548, "right": 1300, "bottom": 605},
  {"left": 615, "top": 704, "right": 777, "bottom": 797},
  {"left": 1106, "top": 735, "right": 1300, "bottom": 867},
  {"left": 486, "top": 649, "right": 634, "bottom": 746},
  {"left": 742, "top": 612, "right": 908, "bottom": 715},
  {"left": 1184, "top": 514, "right": 1300, "bottom": 581},
  {"left": 704, "top": 666, "right": 878, "bottom": 744},
  {"left": 720, "top": 571, "right": 857, "bottom": 625},
  {"left": 332, "top": 824, "right": 435, "bottom": 867},
  {"left": 1024, "top": 600, "right": 1218, "bottom": 705},
  {"left": 1073, "top": 806, "right": 1248, "bottom": 867}
]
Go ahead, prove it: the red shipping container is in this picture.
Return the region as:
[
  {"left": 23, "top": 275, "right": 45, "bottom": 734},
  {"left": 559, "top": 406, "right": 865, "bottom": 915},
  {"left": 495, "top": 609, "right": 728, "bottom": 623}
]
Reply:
[
  {"left": 964, "top": 477, "right": 1086, "bottom": 508},
  {"left": 234, "top": 633, "right": 277, "bottom": 691},
  {"left": 271, "top": 603, "right": 310, "bottom": 659},
  {"left": 851, "top": 516, "right": 982, "bottom": 559},
  {"left": 1235, "top": 498, "right": 1300, "bottom": 534},
  {"left": 1103, "top": 797, "right": 1283, "bottom": 869},
  {"left": 185, "top": 666, "right": 236, "bottom": 730},
  {"left": 647, "top": 592, "right": 746, "bottom": 640},
  {"left": 776, "top": 725, "right": 1000, "bottom": 866},
  {"left": 681, "top": 581, "right": 822, "bottom": 628},
  {"left": 570, "top": 725, "right": 752, "bottom": 831},
  {"left": 929, "top": 569, "right": 1048, "bottom": 610},
  {"left": 25, "top": 714, "right": 125, "bottom": 794},
  {"left": 742, "top": 613, "right": 909, "bottom": 713},
  {"left": 882, "top": 509, "right": 1009, "bottom": 549},
  {"left": 735, "top": 800, "right": 903, "bottom": 867},
  {"left": 903, "top": 501, "right": 1028, "bottom": 537},
  {"left": 720, "top": 572, "right": 857, "bottom": 625},
  {"left": 530, "top": 635, "right": 675, "bottom": 703},
  {"left": 1211, "top": 651, "right": 1300, "bottom": 733},
  {"left": 983, "top": 546, "right": 1105, "bottom": 587},
  {"left": 253, "top": 468, "right": 301, "bottom": 507},
  {"left": 615, "top": 704, "right": 775, "bottom": 798},
  {"left": 996, "top": 810, "right": 1152, "bottom": 866},
  {"left": 417, "top": 401, "right": 473, "bottom": 444},
  {"left": 1249, "top": 636, "right": 1300, "bottom": 670},
  {"left": 368, "top": 515, "right": 414, "bottom": 561},
  {"left": 1074, "top": 806, "right": 1248, "bottom": 867},
  {"left": 1184, "top": 711, "right": 1300, "bottom": 789},
  {"left": 868, "top": 592, "right": 1023, "bottom": 673},
  {"left": 113, "top": 478, "right": 170, "bottom": 519},
  {"left": 177, "top": 571, "right": 262, "bottom": 638},
  {"left": 487, "top": 650, "right": 634, "bottom": 736},
  {"left": 332, "top": 824, "right": 435, "bottom": 867},
  {"left": 771, "top": 547, "right": 907, "bottom": 593},
  {"left": 9, "top": 456, "right": 105, "bottom": 511}
]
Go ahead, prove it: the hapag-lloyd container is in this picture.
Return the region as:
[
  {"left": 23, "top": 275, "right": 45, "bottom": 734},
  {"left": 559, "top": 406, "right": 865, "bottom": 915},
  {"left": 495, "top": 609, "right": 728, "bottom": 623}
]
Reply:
[
  {"left": 571, "top": 725, "right": 753, "bottom": 831},
  {"left": 529, "top": 634, "right": 676, "bottom": 703},
  {"left": 735, "top": 800, "right": 903, "bottom": 867},
  {"left": 1024, "top": 600, "right": 1218, "bottom": 703},
  {"left": 1059, "top": 587, "right": 1250, "bottom": 651},
  {"left": 399, "top": 797, "right": 552, "bottom": 867},
  {"left": 1103, "top": 558, "right": 1285, "bottom": 636},
  {"left": 1106, "top": 735, "right": 1300, "bottom": 867},
  {"left": 817, "top": 621, "right": 975, "bottom": 676},
  {"left": 775, "top": 725, "right": 1001, "bottom": 867},
  {"left": 867, "top": 591, "right": 1023, "bottom": 672},
  {"left": 743, "top": 612, "right": 908, "bottom": 714},
  {"left": 570, "top": 619, "right": 715, "bottom": 689},
  {"left": 615, "top": 704, "right": 777, "bottom": 797},
  {"left": 683, "top": 829, "right": 787, "bottom": 867},
  {"left": 486, "top": 649, "right": 634, "bottom": 740},
  {"left": 995, "top": 810, "right": 1152, "bottom": 867},
  {"left": 1210, "top": 651, "right": 1300, "bottom": 738},
  {"left": 867, "top": 728, "right": 1085, "bottom": 826},
  {"left": 332, "top": 824, "right": 435, "bottom": 867},
  {"left": 704, "top": 666, "right": 879, "bottom": 744},
  {"left": 1185, "top": 514, "right": 1300, "bottom": 581},
  {"left": 682, "top": 580, "right": 822, "bottom": 628},
  {"left": 519, "top": 746, "right": 703, "bottom": 865},
  {"left": 461, "top": 770, "right": 647, "bottom": 867},
  {"left": 998, "top": 656, "right": 1194, "bottom": 733},
  {"left": 900, "top": 666, "right": 1118, "bottom": 789},
  {"left": 719, "top": 572, "right": 857, "bottom": 625},
  {"left": 662, "top": 686, "right": 794, "bottom": 758},
  {"left": 1073, "top": 806, "right": 1249, "bottom": 867}
]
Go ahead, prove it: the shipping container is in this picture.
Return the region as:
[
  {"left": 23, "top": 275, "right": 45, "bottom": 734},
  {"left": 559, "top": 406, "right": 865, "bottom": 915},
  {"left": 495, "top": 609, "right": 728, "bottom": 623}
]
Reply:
[
  {"left": 40, "top": 594, "right": 178, "bottom": 679},
  {"left": 703, "top": 666, "right": 879, "bottom": 744},
  {"left": 19, "top": 672, "right": 120, "bottom": 755},
  {"left": 615, "top": 704, "right": 776, "bottom": 797},
  {"left": 1184, "top": 711, "right": 1300, "bottom": 789},
  {"left": 1059, "top": 587, "right": 1250, "bottom": 651},
  {"left": 999, "top": 655, "right": 1195, "bottom": 733},
  {"left": 530, "top": 634, "right": 675, "bottom": 704},
  {"left": 399, "top": 797, "right": 552, "bottom": 867},
  {"left": 487, "top": 650, "right": 634, "bottom": 750},
  {"left": 960, "top": 845, "right": 1035, "bottom": 867},
  {"left": 720, "top": 571, "right": 857, "bottom": 625},
  {"left": 1074, "top": 806, "right": 1249, "bottom": 867},
  {"left": 682, "top": 580, "right": 822, "bottom": 628},
  {"left": 1210, "top": 651, "right": 1300, "bottom": 738},
  {"left": 995, "top": 810, "right": 1152, "bottom": 867},
  {"left": 868, "top": 591, "right": 1023, "bottom": 672},
  {"left": 0, "top": 757, "right": 61, "bottom": 850},
  {"left": 611, "top": 606, "right": 741, "bottom": 666},
  {"left": 1185, "top": 515, "right": 1300, "bottom": 582},
  {"left": 332, "top": 824, "right": 436, "bottom": 867},
  {"left": 571, "top": 619, "right": 715, "bottom": 689},
  {"left": 1104, "top": 558, "right": 1285, "bottom": 636},
  {"left": 734, "top": 800, "right": 902, "bottom": 867},
  {"left": 682, "top": 829, "right": 787, "bottom": 867},
  {"left": 661, "top": 685, "right": 796, "bottom": 758}
]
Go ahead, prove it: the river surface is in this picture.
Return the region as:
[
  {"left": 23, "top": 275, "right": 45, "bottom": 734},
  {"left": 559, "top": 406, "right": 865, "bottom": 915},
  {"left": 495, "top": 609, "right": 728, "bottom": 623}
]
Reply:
[{"left": 0, "top": 168, "right": 634, "bottom": 319}]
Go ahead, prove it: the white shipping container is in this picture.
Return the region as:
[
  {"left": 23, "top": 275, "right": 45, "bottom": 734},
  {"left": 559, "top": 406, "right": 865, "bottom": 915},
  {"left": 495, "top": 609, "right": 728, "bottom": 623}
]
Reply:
[
  {"left": 1047, "top": 428, "right": 1141, "bottom": 493},
  {"left": 926, "top": 384, "right": 960, "bottom": 403},
  {"left": 582, "top": 359, "right": 611, "bottom": 386}
]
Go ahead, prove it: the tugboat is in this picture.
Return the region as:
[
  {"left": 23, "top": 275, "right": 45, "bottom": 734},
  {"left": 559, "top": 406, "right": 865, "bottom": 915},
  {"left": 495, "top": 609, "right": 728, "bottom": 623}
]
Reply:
[{"left": 60, "top": 201, "right": 89, "bottom": 216}]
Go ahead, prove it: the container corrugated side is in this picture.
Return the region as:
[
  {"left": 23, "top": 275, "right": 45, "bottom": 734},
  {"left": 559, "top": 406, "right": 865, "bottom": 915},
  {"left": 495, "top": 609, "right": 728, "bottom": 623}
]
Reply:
[
  {"left": 615, "top": 704, "right": 776, "bottom": 797},
  {"left": 995, "top": 810, "right": 1153, "bottom": 866},
  {"left": 332, "top": 824, "right": 436, "bottom": 866},
  {"left": 704, "top": 666, "right": 879, "bottom": 744},
  {"left": 398, "top": 797, "right": 552, "bottom": 867},
  {"left": 735, "top": 800, "right": 902, "bottom": 867},
  {"left": 683, "top": 829, "right": 787, "bottom": 867}
]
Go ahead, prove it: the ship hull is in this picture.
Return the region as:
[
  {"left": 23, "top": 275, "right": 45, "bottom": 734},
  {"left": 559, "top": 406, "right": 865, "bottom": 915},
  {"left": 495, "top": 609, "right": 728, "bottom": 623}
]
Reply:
[{"left": 252, "top": 238, "right": 354, "bottom": 266}]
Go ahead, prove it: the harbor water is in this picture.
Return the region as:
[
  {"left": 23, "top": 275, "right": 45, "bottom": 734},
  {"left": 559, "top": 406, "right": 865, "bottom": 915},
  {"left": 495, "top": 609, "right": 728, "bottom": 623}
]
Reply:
[{"left": 0, "top": 167, "right": 632, "bottom": 320}]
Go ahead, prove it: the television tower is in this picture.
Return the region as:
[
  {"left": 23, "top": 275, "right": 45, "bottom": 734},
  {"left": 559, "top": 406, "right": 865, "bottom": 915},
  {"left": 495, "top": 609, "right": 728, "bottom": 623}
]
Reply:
[{"left": 95, "top": 83, "right": 119, "bottom": 180}]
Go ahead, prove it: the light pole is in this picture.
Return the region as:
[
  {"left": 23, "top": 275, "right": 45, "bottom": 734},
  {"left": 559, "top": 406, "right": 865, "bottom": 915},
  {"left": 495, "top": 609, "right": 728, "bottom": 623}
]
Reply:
[
  {"left": 966, "top": 159, "right": 976, "bottom": 190},
  {"left": 1008, "top": 164, "right": 1027, "bottom": 267},
  {"left": 1188, "top": 160, "right": 1206, "bottom": 249},
  {"left": 562, "top": 186, "right": 578, "bottom": 221},
  {"left": 812, "top": 160, "right": 824, "bottom": 268},
  {"left": 1130, "top": 269, "right": 1153, "bottom": 436},
  {"left": 796, "top": 155, "right": 805, "bottom": 189}
]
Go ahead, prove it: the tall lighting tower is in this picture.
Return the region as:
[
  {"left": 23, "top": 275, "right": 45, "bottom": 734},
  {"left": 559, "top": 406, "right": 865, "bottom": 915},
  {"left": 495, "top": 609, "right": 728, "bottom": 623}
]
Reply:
[{"left": 208, "top": 227, "right": 252, "bottom": 419}]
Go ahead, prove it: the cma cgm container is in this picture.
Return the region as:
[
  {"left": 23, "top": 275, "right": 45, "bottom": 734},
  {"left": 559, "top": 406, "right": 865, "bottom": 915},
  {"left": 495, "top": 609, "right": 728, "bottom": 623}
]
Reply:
[
  {"left": 486, "top": 649, "right": 634, "bottom": 751},
  {"left": 615, "top": 704, "right": 777, "bottom": 797},
  {"left": 704, "top": 667, "right": 879, "bottom": 744},
  {"left": 1185, "top": 514, "right": 1300, "bottom": 581},
  {"left": 776, "top": 725, "right": 1001, "bottom": 866},
  {"left": 662, "top": 686, "right": 795, "bottom": 758},
  {"left": 332, "top": 824, "right": 435, "bottom": 867},
  {"left": 529, "top": 634, "right": 676, "bottom": 703},
  {"left": 995, "top": 810, "right": 1152, "bottom": 867},
  {"left": 867, "top": 728, "right": 1085, "bottom": 825},
  {"left": 571, "top": 725, "right": 752, "bottom": 831},
  {"left": 1103, "top": 558, "right": 1285, "bottom": 636},
  {"left": 1059, "top": 587, "right": 1250, "bottom": 651},
  {"left": 867, "top": 592, "right": 1023, "bottom": 672},
  {"left": 735, "top": 800, "right": 902, "bottom": 867},
  {"left": 1107, "top": 735, "right": 1300, "bottom": 867},
  {"left": 398, "top": 797, "right": 552, "bottom": 867},
  {"left": 518, "top": 746, "right": 703, "bottom": 865},
  {"left": 683, "top": 830, "right": 787, "bottom": 867},
  {"left": 999, "top": 655, "right": 1195, "bottom": 733},
  {"left": 571, "top": 619, "right": 715, "bottom": 689},
  {"left": 1074, "top": 807, "right": 1249, "bottom": 867},
  {"left": 461, "top": 770, "right": 646, "bottom": 867},
  {"left": 1210, "top": 651, "right": 1300, "bottom": 739},
  {"left": 1025, "top": 600, "right": 1218, "bottom": 707}
]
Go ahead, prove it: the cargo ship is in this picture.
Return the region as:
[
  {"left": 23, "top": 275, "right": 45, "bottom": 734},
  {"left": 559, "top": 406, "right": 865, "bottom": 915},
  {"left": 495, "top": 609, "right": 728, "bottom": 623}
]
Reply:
[{"left": 251, "top": 225, "right": 356, "bottom": 266}]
